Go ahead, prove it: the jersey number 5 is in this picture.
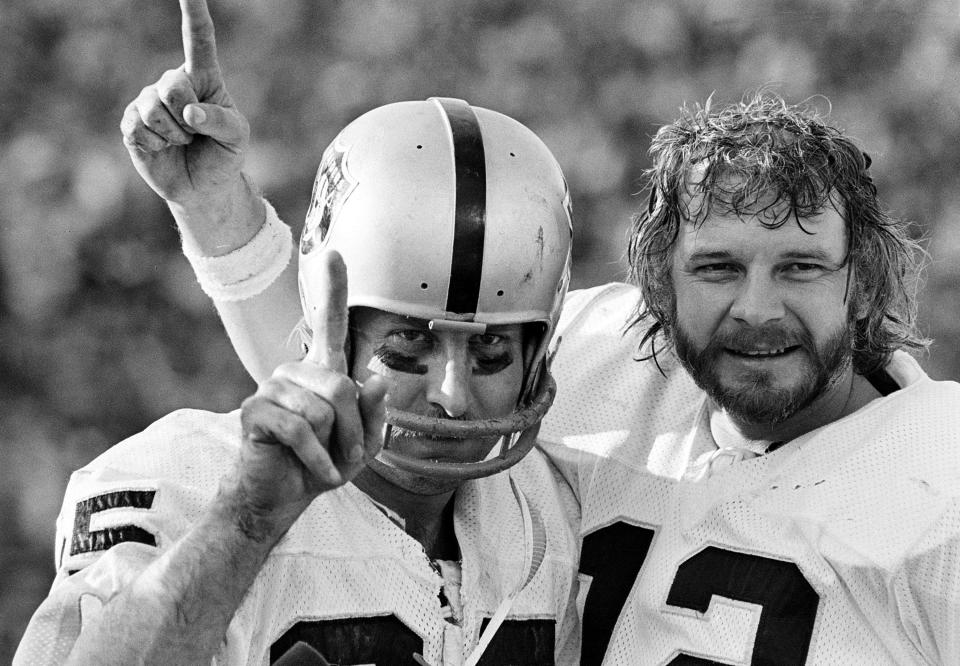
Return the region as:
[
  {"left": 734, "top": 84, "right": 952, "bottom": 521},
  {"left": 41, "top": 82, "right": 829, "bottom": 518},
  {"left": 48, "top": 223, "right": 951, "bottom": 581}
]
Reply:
[{"left": 578, "top": 522, "right": 819, "bottom": 665}]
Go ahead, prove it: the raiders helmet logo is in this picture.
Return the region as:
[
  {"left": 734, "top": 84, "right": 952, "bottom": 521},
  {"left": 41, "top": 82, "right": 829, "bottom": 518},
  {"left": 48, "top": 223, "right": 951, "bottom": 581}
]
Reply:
[{"left": 300, "top": 136, "right": 357, "bottom": 255}]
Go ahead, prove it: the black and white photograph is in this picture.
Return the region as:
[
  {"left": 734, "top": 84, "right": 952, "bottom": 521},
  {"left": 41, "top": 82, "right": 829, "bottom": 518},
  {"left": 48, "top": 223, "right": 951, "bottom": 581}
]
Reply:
[{"left": 3, "top": 1, "right": 960, "bottom": 663}]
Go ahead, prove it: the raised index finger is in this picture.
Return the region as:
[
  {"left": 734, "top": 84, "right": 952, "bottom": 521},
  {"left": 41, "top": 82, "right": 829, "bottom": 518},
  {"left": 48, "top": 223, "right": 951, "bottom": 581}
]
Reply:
[
  {"left": 180, "top": 0, "right": 220, "bottom": 76},
  {"left": 304, "top": 250, "right": 350, "bottom": 375}
]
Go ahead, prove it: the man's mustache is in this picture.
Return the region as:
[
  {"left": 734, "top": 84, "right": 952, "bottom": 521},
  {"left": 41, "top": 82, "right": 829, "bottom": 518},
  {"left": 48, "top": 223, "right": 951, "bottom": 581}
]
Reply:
[{"left": 708, "top": 325, "right": 811, "bottom": 352}]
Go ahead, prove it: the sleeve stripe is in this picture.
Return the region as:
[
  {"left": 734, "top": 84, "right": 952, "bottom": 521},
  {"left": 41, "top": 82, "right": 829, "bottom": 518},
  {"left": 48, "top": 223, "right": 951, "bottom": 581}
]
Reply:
[{"left": 71, "top": 489, "right": 157, "bottom": 556}]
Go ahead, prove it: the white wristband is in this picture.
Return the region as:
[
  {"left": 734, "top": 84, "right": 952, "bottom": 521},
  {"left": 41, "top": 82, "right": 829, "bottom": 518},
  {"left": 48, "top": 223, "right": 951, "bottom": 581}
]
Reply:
[{"left": 184, "top": 199, "right": 294, "bottom": 302}]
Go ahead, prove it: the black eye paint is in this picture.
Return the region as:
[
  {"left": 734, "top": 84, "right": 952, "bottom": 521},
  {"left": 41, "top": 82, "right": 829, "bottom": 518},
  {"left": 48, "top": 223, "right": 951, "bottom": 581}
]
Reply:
[
  {"left": 374, "top": 346, "right": 428, "bottom": 375},
  {"left": 474, "top": 352, "right": 514, "bottom": 376}
]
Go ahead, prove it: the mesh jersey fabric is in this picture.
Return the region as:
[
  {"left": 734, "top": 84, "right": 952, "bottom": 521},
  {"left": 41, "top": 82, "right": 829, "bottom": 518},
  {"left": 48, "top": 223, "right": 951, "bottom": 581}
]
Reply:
[
  {"left": 16, "top": 408, "right": 581, "bottom": 666},
  {"left": 538, "top": 282, "right": 960, "bottom": 665}
]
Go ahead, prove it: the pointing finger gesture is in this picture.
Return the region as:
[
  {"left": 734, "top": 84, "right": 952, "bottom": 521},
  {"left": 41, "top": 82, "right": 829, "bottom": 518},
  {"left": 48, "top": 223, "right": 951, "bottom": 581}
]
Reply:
[
  {"left": 304, "top": 251, "right": 351, "bottom": 375},
  {"left": 236, "top": 251, "right": 386, "bottom": 517},
  {"left": 181, "top": 0, "right": 228, "bottom": 107},
  {"left": 121, "top": 0, "right": 250, "bottom": 210},
  {"left": 303, "top": 251, "right": 387, "bottom": 467}
]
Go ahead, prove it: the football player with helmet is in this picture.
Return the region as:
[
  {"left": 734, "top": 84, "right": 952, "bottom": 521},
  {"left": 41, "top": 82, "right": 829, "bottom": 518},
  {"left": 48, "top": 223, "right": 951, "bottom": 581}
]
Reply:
[{"left": 15, "top": 1, "right": 578, "bottom": 664}]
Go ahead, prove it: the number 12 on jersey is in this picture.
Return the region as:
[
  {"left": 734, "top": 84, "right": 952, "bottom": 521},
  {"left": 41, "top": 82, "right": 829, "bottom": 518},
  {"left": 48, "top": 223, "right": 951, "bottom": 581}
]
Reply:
[{"left": 578, "top": 522, "right": 820, "bottom": 665}]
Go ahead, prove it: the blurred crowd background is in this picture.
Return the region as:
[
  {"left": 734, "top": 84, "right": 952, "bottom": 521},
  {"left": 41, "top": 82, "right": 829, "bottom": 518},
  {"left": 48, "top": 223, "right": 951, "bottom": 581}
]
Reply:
[{"left": 3, "top": 0, "right": 960, "bottom": 657}]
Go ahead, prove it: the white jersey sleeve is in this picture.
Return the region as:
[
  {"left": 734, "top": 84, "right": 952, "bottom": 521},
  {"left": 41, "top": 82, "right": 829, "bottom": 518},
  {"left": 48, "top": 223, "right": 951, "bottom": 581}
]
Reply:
[{"left": 14, "top": 408, "right": 237, "bottom": 666}]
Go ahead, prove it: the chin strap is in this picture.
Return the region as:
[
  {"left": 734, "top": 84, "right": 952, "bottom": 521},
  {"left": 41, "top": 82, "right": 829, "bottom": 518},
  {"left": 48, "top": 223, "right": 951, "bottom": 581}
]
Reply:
[
  {"left": 410, "top": 466, "right": 549, "bottom": 666},
  {"left": 462, "top": 474, "right": 547, "bottom": 666}
]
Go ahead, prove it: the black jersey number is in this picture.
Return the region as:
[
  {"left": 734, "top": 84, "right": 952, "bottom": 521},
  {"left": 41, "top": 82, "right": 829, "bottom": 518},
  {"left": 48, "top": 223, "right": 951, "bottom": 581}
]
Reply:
[
  {"left": 271, "top": 616, "right": 422, "bottom": 665},
  {"left": 578, "top": 522, "right": 820, "bottom": 666},
  {"left": 271, "top": 616, "right": 554, "bottom": 665}
]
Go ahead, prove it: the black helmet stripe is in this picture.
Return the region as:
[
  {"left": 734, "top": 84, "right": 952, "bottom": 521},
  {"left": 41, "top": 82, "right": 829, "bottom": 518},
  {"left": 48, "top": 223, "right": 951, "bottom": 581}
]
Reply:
[{"left": 436, "top": 98, "right": 486, "bottom": 315}]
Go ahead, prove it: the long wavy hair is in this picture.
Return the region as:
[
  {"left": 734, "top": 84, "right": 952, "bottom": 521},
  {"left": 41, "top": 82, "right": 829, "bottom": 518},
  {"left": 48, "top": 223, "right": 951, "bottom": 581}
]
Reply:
[{"left": 627, "top": 91, "right": 928, "bottom": 374}]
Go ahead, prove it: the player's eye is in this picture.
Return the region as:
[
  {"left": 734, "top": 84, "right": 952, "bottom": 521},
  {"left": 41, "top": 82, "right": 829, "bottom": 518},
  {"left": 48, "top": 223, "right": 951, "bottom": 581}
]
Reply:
[
  {"left": 373, "top": 346, "right": 428, "bottom": 375},
  {"left": 695, "top": 263, "right": 739, "bottom": 280},
  {"left": 472, "top": 333, "right": 505, "bottom": 346},
  {"left": 783, "top": 262, "right": 826, "bottom": 280},
  {"left": 470, "top": 333, "right": 515, "bottom": 375},
  {"left": 373, "top": 329, "right": 434, "bottom": 374},
  {"left": 472, "top": 350, "right": 515, "bottom": 375},
  {"left": 391, "top": 329, "right": 432, "bottom": 344},
  {"left": 384, "top": 328, "right": 436, "bottom": 354}
]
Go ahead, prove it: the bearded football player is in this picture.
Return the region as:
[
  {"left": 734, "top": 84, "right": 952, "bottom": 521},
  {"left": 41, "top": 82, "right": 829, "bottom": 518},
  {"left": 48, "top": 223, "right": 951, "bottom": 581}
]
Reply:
[{"left": 541, "top": 93, "right": 960, "bottom": 664}]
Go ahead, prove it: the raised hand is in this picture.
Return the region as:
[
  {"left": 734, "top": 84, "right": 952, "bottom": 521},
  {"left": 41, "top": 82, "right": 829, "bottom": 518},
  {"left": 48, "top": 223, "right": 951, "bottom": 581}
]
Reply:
[
  {"left": 235, "top": 251, "right": 387, "bottom": 521},
  {"left": 120, "top": 0, "right": 249, "bottom": 211}
]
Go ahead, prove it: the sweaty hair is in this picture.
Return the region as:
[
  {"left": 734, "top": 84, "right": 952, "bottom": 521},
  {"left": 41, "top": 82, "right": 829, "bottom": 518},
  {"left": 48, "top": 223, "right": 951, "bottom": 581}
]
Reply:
[{"left": 627, "top": 90, "right": 928, "bottom": 374}]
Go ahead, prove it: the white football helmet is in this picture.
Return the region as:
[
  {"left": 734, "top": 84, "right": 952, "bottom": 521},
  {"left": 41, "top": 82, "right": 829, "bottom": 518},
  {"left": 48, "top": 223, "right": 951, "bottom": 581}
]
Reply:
[{"left": 299, "top": 97, "right": 572, "bottom": 480}]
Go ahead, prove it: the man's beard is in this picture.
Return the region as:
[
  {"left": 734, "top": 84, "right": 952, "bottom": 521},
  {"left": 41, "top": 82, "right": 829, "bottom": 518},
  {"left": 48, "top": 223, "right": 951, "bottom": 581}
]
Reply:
[{"left": 672, "top": 318, "right": 853, "bottom": 425}]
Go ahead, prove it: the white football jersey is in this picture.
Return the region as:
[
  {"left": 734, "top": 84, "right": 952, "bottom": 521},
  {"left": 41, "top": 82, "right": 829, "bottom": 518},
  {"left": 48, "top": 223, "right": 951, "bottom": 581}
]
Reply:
[
  {"left": 16, "top": 409, "right": 581, "bottom": 666},
  {"left": 539, "top": 283, "right": 960, "bottom": 665}
]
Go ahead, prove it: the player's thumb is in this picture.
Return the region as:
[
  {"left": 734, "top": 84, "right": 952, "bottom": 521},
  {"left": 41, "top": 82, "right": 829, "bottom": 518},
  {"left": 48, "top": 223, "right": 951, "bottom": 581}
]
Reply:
[{"left": 183, "top": 103, "right": 248, "bottom": 147}]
